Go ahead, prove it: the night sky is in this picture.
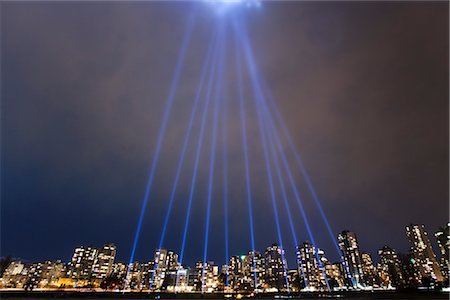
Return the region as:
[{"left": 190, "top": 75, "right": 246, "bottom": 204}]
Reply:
[{"left": 1, "top": 1, "right": 448, "bottom": 267}]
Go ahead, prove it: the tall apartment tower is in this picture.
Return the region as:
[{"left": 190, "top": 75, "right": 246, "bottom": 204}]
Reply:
[
  {"left": 92, "top": 243, "right": 116, "bottom": 279},
  {"left": 296, "top": 242, "right": 327, "bottom": 291},
  {"left": 378, "top": 245, "right": 405, "bottom": 288},
  {"left": 227, "top": 255, "right": 242, "bottom": 291},
  {"left": 337, "top": 230, "right": 365, "bottom": 287},
  {"left": 242, "top": 251, "right": 265, "bottom": 290},
  {"left": 406, "top": 224, "right": 444, "bottom": 282},
  {"left": 264, "top": 244, "right": 289, "bottom": 291},
  {"left": 68, "top": 246, "right": 98, "bottom": 280},
  {"left": 434, "top": 223, "right": 449, "bottom": 279},
  {"left": 360, "top": 252, "right": 377, "bottom": 287}
]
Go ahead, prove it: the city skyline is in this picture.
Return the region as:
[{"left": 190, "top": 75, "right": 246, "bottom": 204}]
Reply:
[
  {"left": 1, "top": 223, "right": 448, "bottom": 292},
  {"left": 1, "top": 0, "right": 448, "bottom": 290}
]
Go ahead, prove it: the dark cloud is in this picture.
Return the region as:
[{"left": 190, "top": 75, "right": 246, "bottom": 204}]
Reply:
[{"left": 1, "top": 1, "right": 448, "bottom": 266}]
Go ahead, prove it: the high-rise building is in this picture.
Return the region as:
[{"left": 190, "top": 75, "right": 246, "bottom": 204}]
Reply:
[
  {"left": 139, "top": 261, "right": 155, "bottom": 290},
  {"left": 434, "top": 223, "right": 449, "bottom": 279},
  {"left": 174, "top": 268, "right": 189, "bottom": 292},
  {"left": 242, "top": 251, "right": 265, "bottom": 290},
  {"left": 338, "top": 230, "right": 365, "bottom": 288},
  {"left": 125, "top": 261, "right": 142, "bottom": 290},
  {"left": 406, "top": 224, "right": 444, "bottom": 283},
  {"left": 92, "top": 244, "right": 116, "bottom": 279},
  {"left": 112, "top": 262, "right": 128, "bottom": 279},
  {"left": 68, "top": 246, "right": 98, "bottom": 280},
  {"left": 378, "top": 246, "right": 405, "bottom": 288},
  {"left": 264, "top": 244, "right": 289, "bottom": 291},
  {"left": 150, "top": 249, "right": 180, "bottom": 289},
  {"left": 398, "top": 252, "right": 421, "bottom": 288},
  {"left": 0, "top": 261, "right": 25, "bottom": 288},
  {"left": 296, "top": 242, "right": 327, "bottom": 291},
  {"left": 361, "top": 252, "right": 378, "bottom": 287},
  {"left": 227, "top": 256, "right": 242, "bottom": 291},
  {"left": 317, "top": 249, "right": 344, "bottom": 290},
  {"left": 192, "top": 261, "right": 218, "bottom": 292}
]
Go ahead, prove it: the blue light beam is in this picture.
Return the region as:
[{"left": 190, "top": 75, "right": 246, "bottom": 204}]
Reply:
[
  {"left": 240, "top": 28, "right": 291, "bottom": 293},
  {"left": 235, "top": 17, "right": 329, "bottom": 291},
  {"left": 149, "top": 25, "right": 219, "bottom": 291},
  {"left": 157, "top": 24, "right": 219, "bottom": 252},
  {"left": 179, "top": 23, "right": 222, "bottom": 265},
  {"left": 220, "top": 39, "right": 230, "bottom": 290},
  {"left": 235, "top": 30, "right": 258, "bottom": 291},
  {"left": 264, "top": 121, "right": 308, "bottom": 288},
  {"left": 126, "top": 9, "right": 196, "bottom": 289},
  {"left": 264, "top": 91, "right": 354, "bottom": 284},
  {"left": 202, "top": 19, "right": 226, "bottom": 293}
]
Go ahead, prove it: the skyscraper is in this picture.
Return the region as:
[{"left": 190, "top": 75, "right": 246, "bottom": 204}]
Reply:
[
  {"left": 242, "top": 251, "right": 265, "bottom": 290},
  {"left": 378, "top": 245, "right": 405, "bottom": 288},
  {"left": 227, "top": 256, "right": 242, "bottom": 291},
  {"left": 92, "top": 244, "right": 116, "bottom": 279},
  {"left": 68, "top": 246, "right": 98, "bottom": 280},
  {"left": 406, "top": 224, "right": 444, "bottom": 283},
  {"left": 434, "top": 223, "right": 449, "bottom": 279},
  {"left": 149, "top": 249, "right": 181, "bottom": 289},
  {"left": 361, "top": 252, "right": 378, "bottom": 287},
  {"left": 296, "top": 242, "right": 327, "bottom": 291},
  {"left": 338, "top": 230, "right": 364, "bottom": 288},
  {"left": 264, "top": 244, "right": 288, "bottom": 291}
]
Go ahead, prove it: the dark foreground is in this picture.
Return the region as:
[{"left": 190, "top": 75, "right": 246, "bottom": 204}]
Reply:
[{"left": 0, "top": 291, "right": 448, "bottom": 300}]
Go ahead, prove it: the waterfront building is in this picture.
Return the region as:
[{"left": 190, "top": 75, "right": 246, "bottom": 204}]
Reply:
[
  {"left": 112, "top": 261, "right": 128, "bottom": 279},
  {"left": 68, "top": 246, "right": 98, "bottom": 280},
  {"left": 227, "top": 255, "right": 242, "bottom": 291},
  {"left": 0, "top": 261, "right": 25, "bottom": 288},
  {"left": 242, "top": 251, "right": 265, "bottom": 290},
  {"left": 378, "top": 246, "right": 405, "bottom": 289},
  {"left": 338, "top": 230, "right": 365, "bottom": 288},
  {"left": 150, "top": 248, "right": 180, "bottom": 289},
  {"left": 406, "top": 224, "right": 444, "bottom": 283},
  {"left": 296, "top": 242, "right": 327, "bottom": 291},
  {"left": 434, "top": 223, "right": 449, "bottom": 279},
  {"left": 264, "top": 244, "right": 289, "bottom": 291},
  {"left": 317, "top": 249, "right": 345, "bottom": 289},
  {"left": 398, "top": 252, "right": 422, "bottom": 288},
  {"left": 361, "top": 252, "right": 378, "bottom": 287},
  {"left": 92, "top": 244, "right": 116, "bottom": 280}
]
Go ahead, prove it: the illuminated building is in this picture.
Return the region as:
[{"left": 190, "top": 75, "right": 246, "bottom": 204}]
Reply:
[
  {"left": 434, "top": 223, "right": 449, "bottom": 279},
  {"left": 16, "top": 261, "right": 66, "bottom": 289},
  {"left": 137, "top": 261, "right": 155, "bottom": 289},
  {"left": 317, "top": 249, "right": 344, "bottom": 289},
  {"left": 361, "top": 252, "right": 378, "bottom": 287},
  {"left": 338, "top": 230, "right": 365, "bottom": 288},
  {"left": 112, "top": 262, "right": 128, "bottom": 279},
  {"left": 286, "top": 269, "right": 299, "bottom": 292},
  {"left": 92, "top": 244, "right": 116, "bottom": 279},
  {"left": 296, "top": 242, "right": 327, "bottom": 291},
  {"left": 242, "top": 251, "right": 265, "bottom": 290},
  {"left": 378, "top": 246, "right": 405, "bottom": 288},
  {"left": 264, "top": 244, "right": 288, "bottom": 291},
  {"left": 406, "top": 224, "right": 444, "bottom": 283},
  {"left": 0, "top": 261, "right": 25, "bottom": 288},
  {"left": 68, "top": 246, "right": 98, "bottom": 280},
  {"left": 150, "top": 249, "right": 180, "bottom": 289},
  {"left": 192, "top": 261, "right": 218, "bottom": 292},
  {"left": 126, "top": 261, "right": 142, "bottom": 290},
  {"left": 398, "top": 252, "right": 421, "bottom": 288},
  {"left": 227, "top": 255, "right": 242, "bottom": 291},
  {"left": 37, "top": 260, "right": 65, "bottom": 287},
  {"left": 174, "top": 268, "right": 190, "bottom": 292}
]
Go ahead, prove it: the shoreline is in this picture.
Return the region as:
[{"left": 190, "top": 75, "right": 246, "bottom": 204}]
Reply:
[{"left": 0, "top": 290, "right": 448, "bottom": 299}]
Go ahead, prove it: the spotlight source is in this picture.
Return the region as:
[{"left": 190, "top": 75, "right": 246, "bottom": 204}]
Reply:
[{"left": 206, "top": 0, "right": 261, "bottom": 14}]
